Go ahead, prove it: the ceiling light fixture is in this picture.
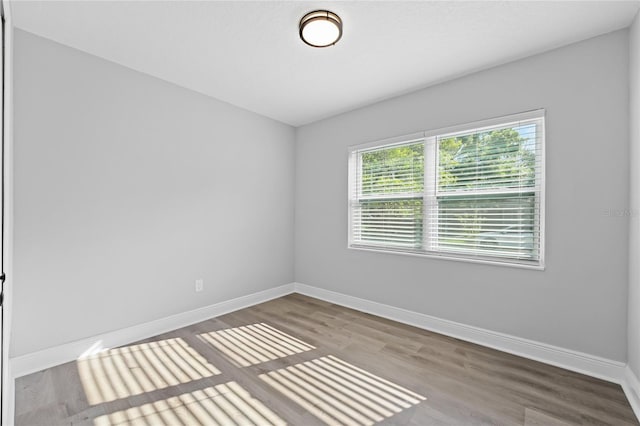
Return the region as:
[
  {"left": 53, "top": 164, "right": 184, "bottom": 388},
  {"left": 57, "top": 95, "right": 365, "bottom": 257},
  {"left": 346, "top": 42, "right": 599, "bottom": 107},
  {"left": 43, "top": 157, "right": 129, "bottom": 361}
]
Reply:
[{"left": 299, "top": 10, "right": 342, "bottom": 48}]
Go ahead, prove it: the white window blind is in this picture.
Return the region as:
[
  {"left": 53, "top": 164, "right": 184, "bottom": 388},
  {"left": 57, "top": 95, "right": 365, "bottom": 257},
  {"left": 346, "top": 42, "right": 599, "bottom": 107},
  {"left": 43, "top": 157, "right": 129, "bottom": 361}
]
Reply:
[{"left": 348, "top": 110, "right": 545, "bottom": 268}]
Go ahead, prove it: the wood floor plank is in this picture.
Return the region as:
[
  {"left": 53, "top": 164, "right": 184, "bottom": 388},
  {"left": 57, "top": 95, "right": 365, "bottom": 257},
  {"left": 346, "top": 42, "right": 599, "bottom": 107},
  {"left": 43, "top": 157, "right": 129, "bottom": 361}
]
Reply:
[{"left": 15, "top": 294, "right": 639, "bottom": 425}]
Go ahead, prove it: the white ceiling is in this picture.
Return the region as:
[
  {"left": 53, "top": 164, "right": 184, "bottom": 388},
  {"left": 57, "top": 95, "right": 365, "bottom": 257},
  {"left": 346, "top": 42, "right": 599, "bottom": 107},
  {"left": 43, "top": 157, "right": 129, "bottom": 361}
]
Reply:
[{"left": 9, "top": 1, "right": 640, "bottom": 126}]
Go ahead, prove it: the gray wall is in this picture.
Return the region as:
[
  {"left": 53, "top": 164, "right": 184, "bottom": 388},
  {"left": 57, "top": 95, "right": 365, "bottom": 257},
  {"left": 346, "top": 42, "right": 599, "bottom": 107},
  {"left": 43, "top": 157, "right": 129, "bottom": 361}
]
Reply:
[
  {"left": 295, "top": 30, "right": 630, "bottom": 361},
  {"left": 12, "top": 30, "right": 295, "bottom": 357},
  {"left": 11, "top": 26, "right": 633, "bottom": 364},
  {"left": 629, "top": 12, "right": 640, "bottom": 376}
]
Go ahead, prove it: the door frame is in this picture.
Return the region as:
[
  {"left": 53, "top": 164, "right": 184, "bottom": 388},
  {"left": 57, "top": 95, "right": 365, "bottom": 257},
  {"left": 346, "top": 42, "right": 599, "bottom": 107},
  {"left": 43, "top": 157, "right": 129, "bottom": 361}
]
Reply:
[{"left": 1, "top": 0, "right": 14, "bottom": 424}]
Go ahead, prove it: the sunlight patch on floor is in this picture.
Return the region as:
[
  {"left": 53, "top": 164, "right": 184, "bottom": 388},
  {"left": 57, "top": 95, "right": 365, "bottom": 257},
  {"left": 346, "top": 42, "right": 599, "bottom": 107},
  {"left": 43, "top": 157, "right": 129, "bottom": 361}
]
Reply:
[
  {"left": 93, "top": 380, "right": 286, "bottom": 426},
  {"left": 198, "top": 323, "right": 315, "bottom": 367},
  {"left": 260, "top": 355, "right": 425, "bottom": 426},
  {"left": 78, "top": 337, "right": 221, "bottom": 405}
]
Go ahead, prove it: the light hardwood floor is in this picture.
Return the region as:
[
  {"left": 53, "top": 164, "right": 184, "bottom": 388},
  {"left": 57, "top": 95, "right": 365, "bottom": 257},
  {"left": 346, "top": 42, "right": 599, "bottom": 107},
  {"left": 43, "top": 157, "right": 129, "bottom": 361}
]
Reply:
[{"left": 15, "top": 294, "right": 639, "bottom": 425}]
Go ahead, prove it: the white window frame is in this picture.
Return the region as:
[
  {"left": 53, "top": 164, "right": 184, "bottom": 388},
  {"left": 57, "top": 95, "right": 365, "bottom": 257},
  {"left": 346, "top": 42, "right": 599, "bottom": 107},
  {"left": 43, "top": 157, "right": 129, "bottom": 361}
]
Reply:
[{"left": 348, "top": 109, "right": 545, "bottom": 270}]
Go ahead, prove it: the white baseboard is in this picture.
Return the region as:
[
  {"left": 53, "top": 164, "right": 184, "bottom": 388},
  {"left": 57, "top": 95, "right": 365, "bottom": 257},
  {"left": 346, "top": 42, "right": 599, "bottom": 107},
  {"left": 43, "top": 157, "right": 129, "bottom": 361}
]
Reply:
[
  {"left": 293, "top": 282, "right": 627, "bottom": 384},
  {"left": 622, "top": 366, "right": 640, "bottom": 421},
  {"left": 11, "top": 283, "right": 295, "bottom": 378}
]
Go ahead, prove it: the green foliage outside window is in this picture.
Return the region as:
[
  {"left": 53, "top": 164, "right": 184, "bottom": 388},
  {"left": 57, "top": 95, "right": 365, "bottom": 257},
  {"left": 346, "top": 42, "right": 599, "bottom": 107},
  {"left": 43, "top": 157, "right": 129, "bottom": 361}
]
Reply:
[
  {"left": 438, "top": 127, "right": 536, "bottom": 191},
  {"left": 356, "top": 124, "right": 538, "bottom": 258}
]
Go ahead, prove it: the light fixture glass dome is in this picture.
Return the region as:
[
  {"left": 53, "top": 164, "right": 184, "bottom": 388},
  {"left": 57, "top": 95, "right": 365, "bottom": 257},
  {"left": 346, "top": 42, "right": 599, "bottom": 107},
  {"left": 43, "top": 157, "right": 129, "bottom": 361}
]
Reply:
[{"left": 299, "top": 10, "right": 342, "bottom": 48}]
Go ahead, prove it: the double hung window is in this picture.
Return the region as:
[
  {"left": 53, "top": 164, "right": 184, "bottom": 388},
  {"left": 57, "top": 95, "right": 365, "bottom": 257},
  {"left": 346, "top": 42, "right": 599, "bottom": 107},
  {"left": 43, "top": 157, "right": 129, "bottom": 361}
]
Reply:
[{"left": 348, "top": 110, "right": 545, "bottom": 268}]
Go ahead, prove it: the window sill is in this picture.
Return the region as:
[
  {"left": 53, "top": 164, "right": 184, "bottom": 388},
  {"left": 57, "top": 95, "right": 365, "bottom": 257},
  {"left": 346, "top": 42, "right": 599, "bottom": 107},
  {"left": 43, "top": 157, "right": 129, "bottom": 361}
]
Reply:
[{"left": 348, "top": 244, "right": 545, "bottom": 271}]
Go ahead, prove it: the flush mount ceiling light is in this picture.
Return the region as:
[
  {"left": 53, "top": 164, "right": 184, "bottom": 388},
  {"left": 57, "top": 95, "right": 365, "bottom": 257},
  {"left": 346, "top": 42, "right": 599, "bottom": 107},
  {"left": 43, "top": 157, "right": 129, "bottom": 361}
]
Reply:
[{"left": 299, "top": 10, "right": 342, "bottom": 48}]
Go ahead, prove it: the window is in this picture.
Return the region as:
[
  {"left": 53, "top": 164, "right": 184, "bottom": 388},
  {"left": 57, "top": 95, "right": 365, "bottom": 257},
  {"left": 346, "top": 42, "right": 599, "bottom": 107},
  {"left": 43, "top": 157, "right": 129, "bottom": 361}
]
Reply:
[{"left": 348, "top": 110, "right": 545, "bottom": 268}]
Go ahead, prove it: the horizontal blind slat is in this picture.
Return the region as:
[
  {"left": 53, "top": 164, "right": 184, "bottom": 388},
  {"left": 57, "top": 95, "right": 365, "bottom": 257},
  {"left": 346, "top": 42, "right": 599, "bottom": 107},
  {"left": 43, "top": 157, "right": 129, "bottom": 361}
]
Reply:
[{"left": 349, "top": 114, "right": 544, "bottom": 265}]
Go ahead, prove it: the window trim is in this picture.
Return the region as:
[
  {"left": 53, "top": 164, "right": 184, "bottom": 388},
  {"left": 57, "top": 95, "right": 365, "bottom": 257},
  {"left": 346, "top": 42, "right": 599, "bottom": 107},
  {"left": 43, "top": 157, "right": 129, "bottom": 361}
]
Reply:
[{"left": 347, "top": 109, "right": 546, "bottom": 270}]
